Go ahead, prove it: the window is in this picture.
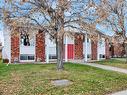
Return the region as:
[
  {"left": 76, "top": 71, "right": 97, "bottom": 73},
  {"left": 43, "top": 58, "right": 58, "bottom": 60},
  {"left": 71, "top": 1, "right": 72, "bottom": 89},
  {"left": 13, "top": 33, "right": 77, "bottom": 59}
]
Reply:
[
  {"left": 20, "top": 55, "right": 27, "bottom": 60},
  {"left": 49, "top": 54, "right": 57, "bottom": 59},
  {"left": 87, "top": 38, "right": 89, "bottom": 43},
  {"left": 28, "top": 55, "right": 34, "bottom": 60},
  {"left": 20, "top": 54, "right": 35, "bottom": 60},
  {"left": 87, "top": 54, "right": 91, "bottom": 58},
  {"left": 99, "top": 54, "right": 105, "bottom": 58},
  {"left": 20, "top": 32, "right": 30, "bottom": 46},
  {"left": 20, "top": 30, "right": 35, "bottom": 46}
]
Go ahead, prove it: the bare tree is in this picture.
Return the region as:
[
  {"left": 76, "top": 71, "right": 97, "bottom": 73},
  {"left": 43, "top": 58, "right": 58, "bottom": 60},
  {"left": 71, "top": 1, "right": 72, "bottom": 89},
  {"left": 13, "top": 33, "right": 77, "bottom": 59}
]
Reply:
[
  {"left": 96, "top": 0, "right": 127, "bottom": 60},
  {"left": 2, "top": 0, "right": 108, "bottom": 70}
]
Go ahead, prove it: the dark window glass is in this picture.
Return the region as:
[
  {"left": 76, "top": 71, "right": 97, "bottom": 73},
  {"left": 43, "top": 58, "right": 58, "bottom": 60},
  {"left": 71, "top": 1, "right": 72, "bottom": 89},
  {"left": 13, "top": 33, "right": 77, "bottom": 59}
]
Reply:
[
  {"left": 20, "top": 55, "right": 34, "bottom": 60},
  {"left": 102, "top": 55, "right": 105, "bottom": 58},
  {"left": 28, "top": 56, "right": 34, "bottom": 60},
  {"left": 87, "top": 54, "right": 90, "bottom": 58},
  {"left": 49, "top": 54, "right": 57, "bottom": 59},
  {"left": 87, "top": 38, "right": 89, "bottom": 43},
  {"left": 20, "top": 55, "right": 27, "bottom": 60},
  {"left": 20, "top": 32, "right": 30, "bottom": 46},
  {"left": 99, "top": 54, "right": 105, "bottom": 58}
]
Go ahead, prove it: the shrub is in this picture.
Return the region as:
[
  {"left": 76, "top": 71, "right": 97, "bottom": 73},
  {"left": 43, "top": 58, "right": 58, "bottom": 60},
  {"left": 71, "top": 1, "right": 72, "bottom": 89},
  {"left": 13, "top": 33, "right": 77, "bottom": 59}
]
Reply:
[{"left": 3, "top": 59, "right": 9, "bottom": 63}]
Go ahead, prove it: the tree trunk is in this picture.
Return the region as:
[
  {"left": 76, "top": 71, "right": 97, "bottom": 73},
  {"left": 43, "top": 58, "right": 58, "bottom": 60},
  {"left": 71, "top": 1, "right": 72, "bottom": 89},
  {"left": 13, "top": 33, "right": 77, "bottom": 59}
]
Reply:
[
  {"left": 55, "top": 4, "right": 65, "bottom": 70},
  {"left": 56, "top": 38, "right": 64, "bottom": 70}
]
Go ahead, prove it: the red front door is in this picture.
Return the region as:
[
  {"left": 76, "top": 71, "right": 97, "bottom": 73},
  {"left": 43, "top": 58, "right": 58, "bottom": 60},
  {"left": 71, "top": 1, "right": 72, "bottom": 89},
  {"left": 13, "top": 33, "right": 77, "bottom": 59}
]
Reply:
[{"left": 67, "top": 44, "right": 74, "bottom": 59}]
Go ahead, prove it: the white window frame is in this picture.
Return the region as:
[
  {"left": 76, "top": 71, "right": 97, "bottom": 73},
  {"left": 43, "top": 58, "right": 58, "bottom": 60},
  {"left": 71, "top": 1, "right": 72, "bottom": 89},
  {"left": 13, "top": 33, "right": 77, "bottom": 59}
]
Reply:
[{"left": 20, "top": 54, "right": 35, "bottom": 62}]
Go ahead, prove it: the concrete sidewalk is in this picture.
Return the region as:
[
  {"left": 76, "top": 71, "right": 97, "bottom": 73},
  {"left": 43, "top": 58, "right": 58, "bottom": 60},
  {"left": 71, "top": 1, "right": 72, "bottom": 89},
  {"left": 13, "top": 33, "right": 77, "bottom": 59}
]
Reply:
[
  {"left": 108, "top": 90, "right": 127, "bottom": 95},
  {"left": 80, "top": 63, "right": 127, "bottom": 74}
]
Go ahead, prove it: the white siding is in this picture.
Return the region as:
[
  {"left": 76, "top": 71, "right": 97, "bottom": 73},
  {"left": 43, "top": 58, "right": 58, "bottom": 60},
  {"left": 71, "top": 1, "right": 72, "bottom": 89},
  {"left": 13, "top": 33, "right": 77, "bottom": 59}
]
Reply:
[
  {"left": 20, "top": 46, "right": 35, "bottom": 55},
  {"left": 87, "top": 39, "right": 91, "bottom": 55},
  {"left": 64, "top": 36, "right": 74, "bottom": 44},
  {"left": 83, "top": 38, "right": 91, "bottom": 55},
  {"left": 2, "top": 27, "right": 11, "bottom": 63},
  {"left": 98, "top": 38, "right": 105, "bottom": 55},
  {"left": 45, "top": 34, "right": 74, "bottom": 57},
  {"left": 45, "top": 34, "right": 56, "bottom": 55}
]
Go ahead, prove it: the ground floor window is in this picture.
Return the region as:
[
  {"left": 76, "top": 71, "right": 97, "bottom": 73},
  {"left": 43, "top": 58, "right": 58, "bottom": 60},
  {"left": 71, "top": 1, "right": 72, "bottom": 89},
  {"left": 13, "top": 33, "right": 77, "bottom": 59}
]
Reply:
[
  {"left": 87, "top": 54, "right": 91, "bottom": 58},
  {"left": 99, "top": 54, "right": 105, "bottom": 58},
  {"left": 20, "top": 54, "right": 35, "bottom": 60},
  {"left": 49, "top": 54, "right": 57, "bottom": 59}
]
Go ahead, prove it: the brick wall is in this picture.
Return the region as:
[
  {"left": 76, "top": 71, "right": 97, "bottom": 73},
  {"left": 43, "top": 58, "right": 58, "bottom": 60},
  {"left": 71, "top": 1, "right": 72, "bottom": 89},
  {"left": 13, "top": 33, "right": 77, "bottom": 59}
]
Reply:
[
  {"left": 36, "top": 30, "right": 45, "bottom": 62},
  {"left": 74, "top": 34, "right": 83, "bottom": 59},
  {"left": 113, "top": 43, "right": 125, "bottom": 57},
  {"left": 91, "top": 41, "right": 97, "bottom": 60},
  {"left": 105, "top": 39, "right": 110, "bottom": 59},
  {"left": 11, "top": 34, "right": 20, "bottom": 63}
]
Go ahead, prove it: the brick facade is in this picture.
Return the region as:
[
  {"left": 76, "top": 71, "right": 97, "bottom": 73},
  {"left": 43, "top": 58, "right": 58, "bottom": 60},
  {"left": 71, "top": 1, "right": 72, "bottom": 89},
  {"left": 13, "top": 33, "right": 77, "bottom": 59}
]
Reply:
[
  {"left": 91, "top": 41, "right": 97, "bottom": 60},
  {"left": 11, "top": 34, "right": 20, "bottom": 63},
  {"left": 105, "top": 39, "right": 110, "bottom": 59},
  {"left": 36, "top": 30, "right": 45, "bottom": 62},
  {"left": 74, "top": 34, "right": 83, "bottom": 59},
  {"left": 10, "top": 30, "right": 110, "bottom": 63},
  {"left": 113, "top": 43, "right": 125, "bottom": 57}
]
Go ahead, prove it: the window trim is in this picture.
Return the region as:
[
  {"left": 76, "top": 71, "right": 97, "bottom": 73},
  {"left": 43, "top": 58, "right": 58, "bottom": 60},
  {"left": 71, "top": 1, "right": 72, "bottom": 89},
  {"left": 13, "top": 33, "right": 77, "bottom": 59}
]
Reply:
[{"left": 20, "top": 54, "right": 35, "bottom": 62}]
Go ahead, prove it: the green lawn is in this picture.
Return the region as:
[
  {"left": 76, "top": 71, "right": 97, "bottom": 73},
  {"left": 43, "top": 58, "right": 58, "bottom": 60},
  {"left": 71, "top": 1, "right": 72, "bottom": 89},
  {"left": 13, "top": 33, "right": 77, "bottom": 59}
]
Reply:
[
  {"left": 96, "top": 58, "right": 127, "bottom": 69},
  {"left": 1, "top": 63, "right": 127, "bottom": 95}
]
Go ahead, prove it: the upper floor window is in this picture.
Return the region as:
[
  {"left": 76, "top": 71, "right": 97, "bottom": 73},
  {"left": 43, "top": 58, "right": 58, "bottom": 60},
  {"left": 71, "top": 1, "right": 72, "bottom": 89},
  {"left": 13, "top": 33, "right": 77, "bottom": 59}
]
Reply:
[
  {"left": 87, "top": 38, "right": 90, "bottom": 43},
  {"left": 20, "top": 31, "right": 35, "bottom": 46}
]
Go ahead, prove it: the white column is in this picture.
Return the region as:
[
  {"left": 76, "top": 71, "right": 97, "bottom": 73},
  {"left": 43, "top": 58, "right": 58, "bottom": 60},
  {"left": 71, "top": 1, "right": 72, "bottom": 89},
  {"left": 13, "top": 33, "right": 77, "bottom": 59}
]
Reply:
[
  {"left": 46, "top": 36, "right": 49, "bottom": 63},
  {"left": 97, "top": 35, "right": 100, "bottom": 61},
  {"left": 85, "top": 33, "right": 88, "bottom": 62},
  {"left": 65, "top": 35, "right": 68, "bottom": 62}
]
